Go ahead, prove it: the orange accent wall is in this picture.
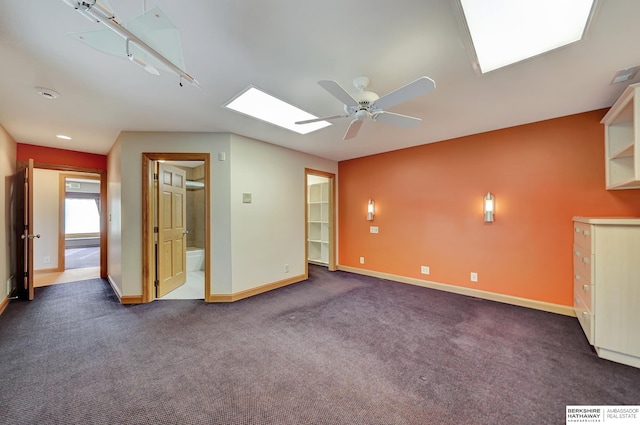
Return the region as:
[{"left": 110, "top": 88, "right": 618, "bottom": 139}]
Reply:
[
  {"left": 338, "top": 110, "right": 640, "bottom": 306},
  {"left": 17, "top": 143, "right": 107, "bottom": 170}
]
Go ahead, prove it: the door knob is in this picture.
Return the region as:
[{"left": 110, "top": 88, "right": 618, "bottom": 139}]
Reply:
[
  {"left": 182, "top": 230, "right": 189, "bottom": 235},
  {"left": 21, "top": 233, "right": 41, "bottom": 240}
]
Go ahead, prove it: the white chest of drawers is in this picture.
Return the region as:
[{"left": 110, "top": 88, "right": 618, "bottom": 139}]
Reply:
[{"left": 573, "top": 217, "right": 640, "bottom": 368}]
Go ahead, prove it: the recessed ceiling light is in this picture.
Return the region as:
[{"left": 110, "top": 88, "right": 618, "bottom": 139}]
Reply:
[
  {"left": 223, "top": 86, "right": 331, "bottom": 135},
  {"left": 458, "top": 0, "right": 596, "bottom": 73},
  {"left": 36, "top": 87, "right": 60, "bottom": 99},
  {"left": 56, "top": 135, "right": 72, "bottom": 140}
]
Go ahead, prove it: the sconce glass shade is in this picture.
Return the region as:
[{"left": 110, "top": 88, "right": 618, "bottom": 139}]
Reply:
[
  {"left": 367, "top": 199, "right": 375, "bottom": 221},
  {"left": 484, "top": 192, "right": 495, "bottom": 222}
]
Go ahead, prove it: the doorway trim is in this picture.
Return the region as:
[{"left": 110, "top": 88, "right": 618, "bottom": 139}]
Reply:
[
  {"left": 17, "top": 160, "right": 108, "bottom": 280},
  {"left": 141, "top": 152, "right": 211, "bottom": 303},
  {"left": 58, "top": 173, "right": 101, "bottom": 272},
  {"left": 304, "top": 168, "right": 337, "bottom": 277}
]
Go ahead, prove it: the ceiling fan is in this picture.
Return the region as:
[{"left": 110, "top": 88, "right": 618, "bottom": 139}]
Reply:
[{"left": 296, "top": 76, "right": 436, "bottom": 140}]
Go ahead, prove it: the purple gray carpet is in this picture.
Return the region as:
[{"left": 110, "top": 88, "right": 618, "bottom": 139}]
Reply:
[{"left": 1, "top": 265, "right": 638, "bottom": 424}]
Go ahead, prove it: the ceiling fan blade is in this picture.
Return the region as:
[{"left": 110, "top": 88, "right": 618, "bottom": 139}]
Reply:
[
  {"left": 373, "top": 111, "right": 422, "bottom": 128},
  {"left": 295, "top": 114, "right": 347, "bottom": 125},
  {"left": 318, "top": 80, "right": 360, "bottom": 107},
  {"left": 371, "top": 76, "right": 436, "bottom": 110},
  {"left": 343, "top": 119, "right": 364, "bottom": 140}
]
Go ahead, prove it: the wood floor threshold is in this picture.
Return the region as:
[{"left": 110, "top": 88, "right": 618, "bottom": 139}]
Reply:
[
  {"left": 34, "top": 266, "right": 100, "bottom": 287},
  {"left": 337, "top": 266, "right": 576, "bottom": 317},
  {"left": 210, "top": 274, "right": 306, "bottom": 302}
]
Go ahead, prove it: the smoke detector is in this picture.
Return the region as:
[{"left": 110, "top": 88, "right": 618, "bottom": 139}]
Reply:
[{"left": 35, "top": 87, "right": 60, "bottom": 99}]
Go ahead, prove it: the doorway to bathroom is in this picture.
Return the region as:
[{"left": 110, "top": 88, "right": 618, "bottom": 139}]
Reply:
[{"left": 141, "top": 153, "right": 211, "bottom": 302}]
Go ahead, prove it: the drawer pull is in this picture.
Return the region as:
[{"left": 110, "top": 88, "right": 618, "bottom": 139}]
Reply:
[
  {"left": 583, "top": 284, "right": 589, "bottom": 292},
  {"left": 575, "top": 274, "right": 580, "bottom": 280},
  {"left": 575, "top": 297, "right": 580, "bottom": 304},
  {"left": 582, "top": 311, "right": 589, "bottom": 318},
  {"left": 575, "top": 251, "right": 580, "bottom": 256},
  {"left": 583, "top": 230, "right": 589, "bottom": 236},
  {"left": 575, "top": 227, "right": 580, "bottom": 233},
  {"left": 582, "top": 257, "right": 589, "bottom": 264}
]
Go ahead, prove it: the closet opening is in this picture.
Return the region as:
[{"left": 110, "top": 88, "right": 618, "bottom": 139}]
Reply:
[{"left": 305, "top": 169, "right": 336, "bottom": 273}]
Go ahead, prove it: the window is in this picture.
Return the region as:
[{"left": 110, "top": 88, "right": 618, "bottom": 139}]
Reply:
[{"left": 65, "top": 197, "right": 100, "bottom": 234}]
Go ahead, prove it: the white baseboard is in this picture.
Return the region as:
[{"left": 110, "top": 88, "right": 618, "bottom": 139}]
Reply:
[{"left": 337, "top": 266, "right": 576, "bottom": 317}]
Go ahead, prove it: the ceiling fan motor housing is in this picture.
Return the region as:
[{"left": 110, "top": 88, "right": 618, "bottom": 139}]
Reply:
[{"left": 344, "top": 90, "right": 380, "bottom": 115}]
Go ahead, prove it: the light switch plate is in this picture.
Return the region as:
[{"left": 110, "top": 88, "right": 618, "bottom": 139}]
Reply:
[
  {"left": 242, "top": 193, "right": 252, "bottom": 203},
  {"left": 370, "top": 226, "right": 379, "bottom": 234}
]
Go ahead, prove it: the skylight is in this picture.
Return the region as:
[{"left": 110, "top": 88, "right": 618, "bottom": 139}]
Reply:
[
  {"left": 223, "top": 86, "right": 331, "bottom": 135},
  {"left": 459, "top": 0, "right": 595, "bottom": 73}
]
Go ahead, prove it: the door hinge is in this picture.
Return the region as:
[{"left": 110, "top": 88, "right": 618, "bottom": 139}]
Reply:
[
  {"left": 23, "top": 272, "right": 28, "bottom": 278},
  {"left": 154, "top": 226, "right": 159, "bottom": 233},
  {"left": 154, "top": 280, "right": 159, "bottom": 287},
  {"left": 153, "top": 173, "right": 159, "bottom": 181}
]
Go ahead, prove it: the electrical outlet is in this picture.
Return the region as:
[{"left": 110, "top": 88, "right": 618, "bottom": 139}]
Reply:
[
  {"left": 43, "top": 256, "right": 51, "bottom": 264},
  {"left": 470, "top": 272, "right": 478, "bottom": 282},
  {"left": 6, "top": 278, "right": 11, "bottom": 295},
  {"left": 359, "top": 257, "right": 365, "bottom": 264},
  {"left": 421, "top": 266, "right": 430, "bottom": 275},
  {"left": 284, "top": 264, "right": 289, "bottom": 273}
]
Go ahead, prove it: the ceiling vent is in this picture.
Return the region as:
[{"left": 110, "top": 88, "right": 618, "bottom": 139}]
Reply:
[{"left": 35, "top": 87, "right": 60, "bottom": 99}]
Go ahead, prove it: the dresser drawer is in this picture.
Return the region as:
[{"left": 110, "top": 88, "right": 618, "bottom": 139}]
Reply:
[
  {"left": 574, "top": 296, "right": 594, "bottom": 345},
  {"left": 573, "top": 222, "right": 593, "bottom": 250},
  {"left": 573, "top": 244, "right": 592, "bottom": 284},
  {"left": 574, "top": 275, "right": 593, "bottom": 312}
]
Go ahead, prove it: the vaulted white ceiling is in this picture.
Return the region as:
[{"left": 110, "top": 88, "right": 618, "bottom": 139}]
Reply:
[{"left": 1, "top": 1, "right": 639, "bottom": 161}]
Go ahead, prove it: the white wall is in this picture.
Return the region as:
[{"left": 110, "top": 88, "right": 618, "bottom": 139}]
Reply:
[
  {"left": 33, "top": 169, "right": 60, "bottom": 270},
  {"left": 112, "top": 131, "right": 232, "bottom": 296},
  {"left": 109, "top": 131, "right": 338, "bottom": 298},
  {"left": 230, "top": 134, "right": 337, "bottom": 292},
  {"left": 0, "top": 124, "right": 16, "bottom": 300},
  {"left": 107, "top": 138, "right": 122, "bottom": 296}
]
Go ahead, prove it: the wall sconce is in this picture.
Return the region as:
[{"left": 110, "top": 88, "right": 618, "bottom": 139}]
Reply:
[
  {"left": 483, "top": 192, "right": 495, "bottom": 222},
  {"left": 367, "top": 199, "right": 375, "bottom": 221}
]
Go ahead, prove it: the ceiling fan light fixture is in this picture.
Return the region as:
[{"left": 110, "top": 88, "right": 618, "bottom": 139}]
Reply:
[{"left": 298, "top": 76, "right": 435, "bottom": 140}]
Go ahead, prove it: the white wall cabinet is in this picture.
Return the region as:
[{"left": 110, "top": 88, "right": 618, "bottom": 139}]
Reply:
[
  {"left": 573, "top": 217, "right": 640, "bottom": 368},
  {"left": 601, "top": 82, "right": 640, "bottom": 189},
  {"left": 308, "top": 182, "right": 329, "bottom": 265}
]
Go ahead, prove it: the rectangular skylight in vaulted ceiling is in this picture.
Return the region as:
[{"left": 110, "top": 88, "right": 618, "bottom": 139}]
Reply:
[
  {"left": 459, "top": 0, "right": 596, "bottom": 73},
  {"left": 223, "top": 86, "right": 331, "bottom": 135}
]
